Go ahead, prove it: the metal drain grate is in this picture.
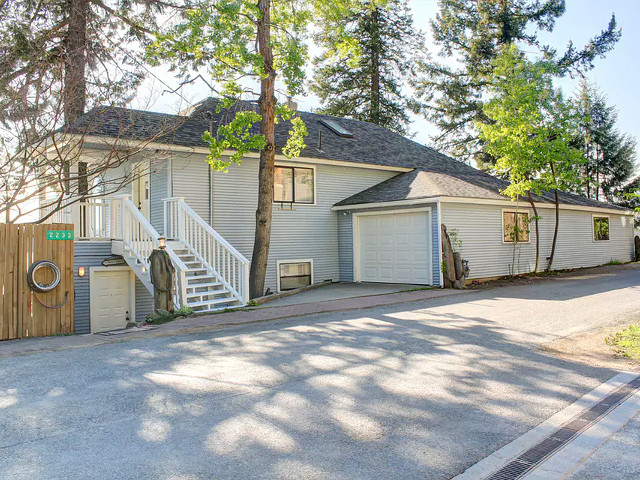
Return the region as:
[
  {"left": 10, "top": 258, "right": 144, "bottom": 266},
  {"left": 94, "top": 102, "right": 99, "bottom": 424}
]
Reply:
[{"left": 484, "top": 376, "right": 640, "bottom": 480}]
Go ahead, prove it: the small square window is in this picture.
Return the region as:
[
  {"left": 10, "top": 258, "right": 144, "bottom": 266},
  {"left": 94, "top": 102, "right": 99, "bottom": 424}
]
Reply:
[
  {"left": 593, "top": 217, "right": 610, "bottom": 241},
  {"left": 503, "top": 211, "right": 529, "bottom": 243},
  {"left": 274, "top": 166, "right": 314, "bottom": 204},
  {"left": 278, "top": 261, "right": 312, "bottom": 291}
]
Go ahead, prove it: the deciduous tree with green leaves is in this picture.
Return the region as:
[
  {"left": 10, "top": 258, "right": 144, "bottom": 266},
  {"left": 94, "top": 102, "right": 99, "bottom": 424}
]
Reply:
[
  {"left": 147, "top": 0, "right": 368, "bottom": 298},
  {"left": 477, "top": 45, "right": 584, "bottom": 272},
  {"left": 417, "top": 0, "right": 621, "bottom": 164}
]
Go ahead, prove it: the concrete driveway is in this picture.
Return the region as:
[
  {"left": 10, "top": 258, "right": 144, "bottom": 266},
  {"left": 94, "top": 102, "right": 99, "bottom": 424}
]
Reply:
[{"left": 1, "top": 266, "right": 639, "bottom": 479}]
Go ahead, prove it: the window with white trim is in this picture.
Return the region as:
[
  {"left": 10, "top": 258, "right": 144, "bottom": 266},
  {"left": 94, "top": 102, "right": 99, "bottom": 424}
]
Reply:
[
  {"left": 593, "top": 216, "right": 610, "bottom": 241},
  {"left": 274, "top": 166, "right": 314, "bottom": 204},
  {"left": 278, "top": 261, "right": 312, "bottom": 291},
  {"left": 503, "top": 211, "right": 530, "bottom": 243}
]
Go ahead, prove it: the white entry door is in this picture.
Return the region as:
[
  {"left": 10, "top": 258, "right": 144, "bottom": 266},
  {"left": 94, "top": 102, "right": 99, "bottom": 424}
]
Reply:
[
  {"left": 90, "top": 268, "right": 134, "bottom": 333},
  {"left": 356, "top": 210, "right": 431, "bottom": 284}
]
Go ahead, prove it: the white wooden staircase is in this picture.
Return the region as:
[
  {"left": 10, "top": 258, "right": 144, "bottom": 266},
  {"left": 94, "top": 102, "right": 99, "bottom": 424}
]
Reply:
[{"left": 111, "top": 195, "right": 249, "bottom": 313}]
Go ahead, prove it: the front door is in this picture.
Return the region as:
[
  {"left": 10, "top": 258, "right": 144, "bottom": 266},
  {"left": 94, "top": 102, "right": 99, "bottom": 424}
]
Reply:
[
  {"left": 90, "top": 268, "right": 133, "bottom": 333},
  {"left": 132, "top": 162, "right": 150, "bottom": 219}
]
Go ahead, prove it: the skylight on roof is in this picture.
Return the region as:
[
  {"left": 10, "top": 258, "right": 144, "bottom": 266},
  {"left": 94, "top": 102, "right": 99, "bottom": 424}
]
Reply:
[{"left": 319, "top": 119, "right": 353, "bottom": 138}]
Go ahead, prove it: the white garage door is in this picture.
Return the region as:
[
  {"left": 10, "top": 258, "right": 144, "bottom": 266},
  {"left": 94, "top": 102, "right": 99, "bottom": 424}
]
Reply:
[
  {"left": 90, "top": 268, "right": 133, "bottom": 333},
  {"left": 357, "top": 210, "right": 431, "bottom": 284}
]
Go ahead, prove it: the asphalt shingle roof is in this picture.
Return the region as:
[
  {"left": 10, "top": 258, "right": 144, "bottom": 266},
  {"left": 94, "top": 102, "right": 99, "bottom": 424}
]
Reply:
[{"left": 66, "top": 98, "right": 630, "bottom": 213}]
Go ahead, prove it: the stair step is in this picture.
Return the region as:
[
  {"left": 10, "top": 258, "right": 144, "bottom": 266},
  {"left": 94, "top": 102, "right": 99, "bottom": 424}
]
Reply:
[
  {"left": 186, "top": 289, "right": 230, "bottom": 299},
  {"left": 188, "top": 297, "right": 237, "bottom": 308},
  {"left": 185, "top": 268, "right": 208, "bottom": 275},
  {"left": 183, "top": 261, "right": 202, "bottom": 267},
  {"left": 186, "top": 281, "right": 222, "bottom": 289}
]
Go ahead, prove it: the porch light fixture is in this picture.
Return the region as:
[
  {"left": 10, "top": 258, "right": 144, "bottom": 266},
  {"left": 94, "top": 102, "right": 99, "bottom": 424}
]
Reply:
[
  {"left": 141, "top": 266, "right": 147, "bottom": 273},
  {"left": 158, "top": 237, "right": 166, "bottom": 250},
  {"left": 78, "top": 266, "right": 85, "bottom": 277}
]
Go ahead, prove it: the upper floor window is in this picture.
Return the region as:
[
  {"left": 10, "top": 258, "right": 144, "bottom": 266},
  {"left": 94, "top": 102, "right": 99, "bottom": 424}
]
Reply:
[
  {"left": 503, "top": 211, "right": 530, "bottom": 243},
  {"left": 593, "top": 216, "right": 610, "bottom": 241},
  {"left": 274, "top": 165, "right": 314, "bottom": 204}
]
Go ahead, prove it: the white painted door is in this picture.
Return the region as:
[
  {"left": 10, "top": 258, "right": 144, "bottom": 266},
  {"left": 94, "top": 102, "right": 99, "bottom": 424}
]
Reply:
[
  {"left": 357, "top": 210, "right": 431, "bottom": 284},
  {"left": 90, "top": 269, "right": 133, "bottom": 333},
  {"left": 132, "top": 162, "right": 150, "bottom": 219}
]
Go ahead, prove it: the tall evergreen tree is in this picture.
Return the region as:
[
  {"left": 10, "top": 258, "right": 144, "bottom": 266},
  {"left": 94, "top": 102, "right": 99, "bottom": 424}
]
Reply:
[
  {"left": 575, "top": 80, "right": 636, "bottom": 201},
  {"left": 0, "top": 0, "right": 163, "bottom": 132},
  {"left": 311, "top": 0, "right": 424, "bottom": 136},
  {"left": 416, "top": 0, "right": 621, "bottom": 164}
]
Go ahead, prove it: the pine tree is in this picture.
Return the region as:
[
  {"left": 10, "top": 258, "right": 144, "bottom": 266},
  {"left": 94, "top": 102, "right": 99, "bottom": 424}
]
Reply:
[
  {"left": 416, "top": 0, "right": 621, "bottom": 164},
  {"left": 575, "top": 80, "right": 636, "bottom": 201},
  {"left": 0, "top": 0, "right": 162, "bottom": 131},
  {"left": 311, "top": 0, "right": 424, "bottom": 136}
]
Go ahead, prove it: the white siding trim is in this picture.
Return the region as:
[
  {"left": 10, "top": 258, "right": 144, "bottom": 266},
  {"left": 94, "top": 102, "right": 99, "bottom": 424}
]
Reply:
[
  {"left": 436, "top": 200, "right": 444, "bottom": 288},
  {"left": 352, "top": 207, "right": 432, "bottom": 283},
  {"left": 276, "top": 258, "right": 314, "bottom": 293},
  {"left": 62, "top": 135, "right": 411, "bottom": 173},
  {"left": 333, "top": 195, "right": 634, "bottom": 216}
]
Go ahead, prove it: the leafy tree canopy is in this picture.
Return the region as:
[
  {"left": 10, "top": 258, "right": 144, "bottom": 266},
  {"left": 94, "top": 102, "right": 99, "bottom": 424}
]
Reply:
[{"left": 416, "top": 0, "right": 621, "bottom": 163}]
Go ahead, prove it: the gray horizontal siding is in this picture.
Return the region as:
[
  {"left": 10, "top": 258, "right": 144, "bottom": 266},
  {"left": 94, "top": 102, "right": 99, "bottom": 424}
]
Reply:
[
  {"left": 73, "top": 241, "right": 112, "bottom": 334},
  {"left": 207, "top": 157, "right": 398, "bottom": 294},
  {"left": 441, "top": 202, "right": 635, "bottom": 279},
  {"left": 338, "top": 212, "right": 354, "bottom": 282},
  {"left": 171, "top": 154, "right": 211, "bottom": 222},
  {"left": 135, "top": 278, "right": 154, "bottom": 322},
  {"left": 337, "top": 203, "right": 440, "bottom": 286}
]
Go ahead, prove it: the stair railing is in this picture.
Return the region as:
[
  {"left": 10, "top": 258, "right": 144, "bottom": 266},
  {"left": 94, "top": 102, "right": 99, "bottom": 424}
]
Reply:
[
  {"left": 163, "top": 197, "right": 250, "bottom": 305},
  {"left": 120, "top": 195, "right": 189, "bottom": 308}
]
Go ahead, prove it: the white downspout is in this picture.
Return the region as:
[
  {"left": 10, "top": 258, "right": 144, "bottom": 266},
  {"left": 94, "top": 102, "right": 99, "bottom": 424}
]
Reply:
[{"left": 437, "top": 199, "right": 444, "bottom": 288}]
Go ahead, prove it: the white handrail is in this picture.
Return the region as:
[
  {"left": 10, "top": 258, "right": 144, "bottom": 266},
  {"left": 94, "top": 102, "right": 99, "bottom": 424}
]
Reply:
[
  {"left": 163, "top": 197, "right": 250, "bottom": 305},
  {"left": 122, "top": 198, "right": 189, "bottom": 308}
]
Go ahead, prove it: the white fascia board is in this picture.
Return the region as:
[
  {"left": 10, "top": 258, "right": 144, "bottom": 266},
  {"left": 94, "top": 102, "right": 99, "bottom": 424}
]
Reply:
[
  {"left": 332, "top": 195, "right": 634, "bottom": 216},
  {"left": 59, "top": 134, "right": 411, "bottom": 173}
]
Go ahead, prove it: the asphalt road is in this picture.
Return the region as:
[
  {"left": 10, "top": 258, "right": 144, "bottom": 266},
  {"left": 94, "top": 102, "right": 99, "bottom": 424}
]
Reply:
[{"left": 1, "top": 266, "right": 639, "bottom": 479}]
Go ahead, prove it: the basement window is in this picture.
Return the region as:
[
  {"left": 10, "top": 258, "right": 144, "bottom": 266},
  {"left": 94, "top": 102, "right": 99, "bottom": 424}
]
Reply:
[
  {"left": 278, "top": 260, "right": 313, "bottom": 291},
  {"left": 274, "top": 165, "right": 314, "bottom": 204},
  {"left": 503, "top": 211, "right": 530, "bottom": 243},
  {"left": 593, "top": 216, "right": 610, "bottom": 241}
]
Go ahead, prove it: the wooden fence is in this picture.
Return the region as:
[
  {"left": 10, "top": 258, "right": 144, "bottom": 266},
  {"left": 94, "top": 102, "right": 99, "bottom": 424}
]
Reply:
[{"left": 0, "top": 223, "right": 74, "bottom": 340}]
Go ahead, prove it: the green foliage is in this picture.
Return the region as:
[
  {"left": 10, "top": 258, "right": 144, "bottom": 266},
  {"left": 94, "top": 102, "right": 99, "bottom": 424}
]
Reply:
[
  {"left": 311, "top": 0, "right": 425, "bottom": 135},
  {"left": 145, "top": 306, "right": 193, "bottom": 325},
  {"left": 147, "top": 0, "right": 358, "bottom": 171},
  {"left": 477, "top": 45, "right": 584, "bottom": 200},
  {"left": 415, "top": 0, "right": 621, "bottom": 162},
  {"left": 448, "top": 228, "right": 462, "bottom": 251},
  {"left": 606, "top": 324, "right": 640, "bottom": 360}
]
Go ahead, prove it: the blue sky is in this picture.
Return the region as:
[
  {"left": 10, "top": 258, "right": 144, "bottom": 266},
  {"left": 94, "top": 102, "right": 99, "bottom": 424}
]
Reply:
[{"left": 143, "top": 0, "right": 638, "bottom": 149}]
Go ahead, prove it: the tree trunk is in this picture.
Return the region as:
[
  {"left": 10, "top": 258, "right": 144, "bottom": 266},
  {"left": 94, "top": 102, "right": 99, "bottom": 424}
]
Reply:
[
  {"left": 62, "top": 0, "right": 88, "bottom": 195},
  {"left": 527, "top": 191, "right": 539, "bottom": 273},
  {"left": 249, "top": 0, "right": 276, "bottom": 299},
  {"left": 370, "top": 7, "right": 381, "bottom": 125},
  {"left": 64, "top": 0, "right": 88, "bottom": 123},
  {"left": 547, "top": 188, "right": 560, "bottom": 273}
]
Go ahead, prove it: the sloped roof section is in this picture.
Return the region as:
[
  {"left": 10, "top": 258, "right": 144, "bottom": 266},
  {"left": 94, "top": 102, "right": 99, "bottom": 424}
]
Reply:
[
  {"left": 66, "top": 98, "right": 630, "bottom": 213},
  {"left": 335, "top": 168, "right": 631, "bottom": 212}
]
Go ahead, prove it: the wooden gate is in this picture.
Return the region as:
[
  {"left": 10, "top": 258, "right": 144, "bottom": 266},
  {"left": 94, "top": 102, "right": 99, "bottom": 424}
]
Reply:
[{"left": 0, "top": 223, "right": 74, "bottom": 340}]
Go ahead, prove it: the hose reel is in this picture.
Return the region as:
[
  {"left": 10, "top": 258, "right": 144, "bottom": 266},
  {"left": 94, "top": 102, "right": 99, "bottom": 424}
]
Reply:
[{"left": 27, "top": 260, "right": 69, "bottom": 309}]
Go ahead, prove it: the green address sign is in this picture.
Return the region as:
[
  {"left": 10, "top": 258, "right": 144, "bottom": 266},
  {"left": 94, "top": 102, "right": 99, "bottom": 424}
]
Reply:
[{"left": 46, "top": 230, "right": 74, "bottom": 240}]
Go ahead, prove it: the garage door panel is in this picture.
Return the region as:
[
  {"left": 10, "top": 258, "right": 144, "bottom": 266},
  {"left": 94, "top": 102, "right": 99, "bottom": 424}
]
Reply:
[{"left": 357, "top": 211, "right": 431, "bottom": 285}]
